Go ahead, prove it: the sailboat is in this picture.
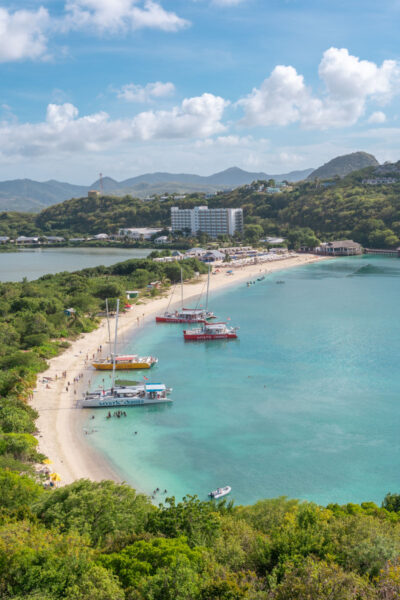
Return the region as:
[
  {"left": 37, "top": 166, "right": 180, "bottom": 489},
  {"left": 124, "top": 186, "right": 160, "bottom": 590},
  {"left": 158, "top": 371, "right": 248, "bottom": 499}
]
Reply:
[
  {"left": 81, "top": 300, "right": 172, "bottom": 408},
  {"left": 92, "top": 299, "right": 158, "bottom": 370},
  {"left": 156, "top": 266, "right": 215, "bottom": 323}
]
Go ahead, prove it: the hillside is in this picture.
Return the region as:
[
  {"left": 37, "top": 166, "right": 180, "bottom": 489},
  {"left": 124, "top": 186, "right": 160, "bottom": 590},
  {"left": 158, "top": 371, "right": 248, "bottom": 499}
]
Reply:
[
  {"left": 0, "top": 166, "right": 314, "bottom": 213},
  {"left": 3, "top": 161, "right": 400, "bottom": 249},
  {"left": 307, "top": 151, "right": 379, "bottom": 180},
  {"left": 0, "top": 179, "right": 88, "bottom": 212}
]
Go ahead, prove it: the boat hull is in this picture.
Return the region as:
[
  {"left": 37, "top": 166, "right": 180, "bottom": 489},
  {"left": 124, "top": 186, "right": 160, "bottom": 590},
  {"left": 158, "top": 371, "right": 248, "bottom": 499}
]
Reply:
[
  {"left": 92, "top": 362, "right": 153, "bottom": 370},
  {"left": 183, "top": 332, "right": 237, "bottom": 341},
  {"left": 81, "top": 397, "right": 172, "bottom": 408},
  {"left": 156, "top": 316, "right": 206, "bottom": 324}
]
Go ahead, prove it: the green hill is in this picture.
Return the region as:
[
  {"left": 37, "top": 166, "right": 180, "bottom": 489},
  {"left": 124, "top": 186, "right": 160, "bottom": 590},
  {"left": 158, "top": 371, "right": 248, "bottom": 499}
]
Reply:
[
  {"left": 2, "top": 161, "right": 400, "bottom": 249},
  {"left": 307, "top": 151, "right": 379, "bottom": 180}
]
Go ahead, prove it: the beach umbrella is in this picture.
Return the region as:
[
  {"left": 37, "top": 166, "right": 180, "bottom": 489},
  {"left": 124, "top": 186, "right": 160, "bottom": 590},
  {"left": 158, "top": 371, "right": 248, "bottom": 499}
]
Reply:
[
  {"left": 50, "top": 473, "right": 61, "bottom": 482},
  {"left": 43, "top": 458, "right": 52, "bottom": 465}
]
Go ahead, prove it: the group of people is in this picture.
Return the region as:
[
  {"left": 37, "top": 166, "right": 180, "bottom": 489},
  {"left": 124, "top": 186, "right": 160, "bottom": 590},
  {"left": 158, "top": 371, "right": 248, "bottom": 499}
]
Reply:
[
  {"left": 106, "top": 410, "right": 127, "bottom": 419},
  {"left": 151, "top": 487, "right": 168, "bottom": 499}
]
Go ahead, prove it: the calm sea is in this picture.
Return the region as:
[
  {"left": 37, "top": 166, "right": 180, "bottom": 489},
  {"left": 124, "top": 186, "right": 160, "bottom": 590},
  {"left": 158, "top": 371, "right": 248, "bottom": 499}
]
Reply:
[
  {"left": 0, "top": 247, "right": 151, "bottom": 282},
  {"left": 86, "top": 255, "right": 400, "bottom": 506}
]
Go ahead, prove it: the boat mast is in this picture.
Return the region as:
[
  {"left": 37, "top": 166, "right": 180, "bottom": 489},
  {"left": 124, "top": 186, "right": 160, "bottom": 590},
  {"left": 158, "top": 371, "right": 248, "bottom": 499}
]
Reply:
[
  {"left": 180, "top": 267, "right": 184, "bottom": 309},
  {"left": 166, "top": 282, "right": 176, "bottom": 312},
  {"left": 111, "top": 299, "right": 120, "bottom": 391},
  {"left": 105, "top": 298, "right": 112, "bottom": 357},
  {"left": 206, "top": 265, "right": 210, "bottom": 311}
]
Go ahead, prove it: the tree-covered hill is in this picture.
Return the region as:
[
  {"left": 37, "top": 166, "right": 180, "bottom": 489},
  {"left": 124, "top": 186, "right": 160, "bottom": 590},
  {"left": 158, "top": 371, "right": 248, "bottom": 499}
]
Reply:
[
  {"left": 2, "top": 162, "right": 400, "bottom": 248},
  {"left": 307, "top": 151, "right": 379, "bottom": 180}
]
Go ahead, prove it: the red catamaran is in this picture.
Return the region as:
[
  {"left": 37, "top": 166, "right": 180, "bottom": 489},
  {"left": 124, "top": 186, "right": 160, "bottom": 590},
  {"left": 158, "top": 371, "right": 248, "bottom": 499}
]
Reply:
[
  {"left": 183, "top": 322, "right": 238, "bottom": 341},
  {"left": 156, "top": 266, "right": 215, "bottom": 324}
]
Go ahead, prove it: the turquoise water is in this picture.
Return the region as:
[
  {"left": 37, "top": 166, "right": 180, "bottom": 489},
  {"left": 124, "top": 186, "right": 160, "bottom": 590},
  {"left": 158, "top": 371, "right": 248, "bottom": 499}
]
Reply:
[
  {"left": 0, "top": 247, "right": 151, "bottom": 282},
  {"left": 86, "top": 256, "right": 400, "bottom": 506}
]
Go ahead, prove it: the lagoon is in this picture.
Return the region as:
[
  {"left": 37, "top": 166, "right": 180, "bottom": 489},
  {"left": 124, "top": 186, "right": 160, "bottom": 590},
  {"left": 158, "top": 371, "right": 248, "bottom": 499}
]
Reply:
[
  {"left": 87, "top": 255, "right": 400, "bottom": 506},
  {"left": 0, "top": 247, "right": 152, "bottom": 282}
]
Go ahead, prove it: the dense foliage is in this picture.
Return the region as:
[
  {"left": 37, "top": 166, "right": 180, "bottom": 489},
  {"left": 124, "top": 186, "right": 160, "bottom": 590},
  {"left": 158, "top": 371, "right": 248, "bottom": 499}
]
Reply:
[
  {"left": 1, "top": 257, "right": 400, "bottom": 598},
  {"left": 2, "top": 482, "right": 400, "bottom": 598},
  {"left": 2, "top": 165, "right": 400, "bottom": 247}
]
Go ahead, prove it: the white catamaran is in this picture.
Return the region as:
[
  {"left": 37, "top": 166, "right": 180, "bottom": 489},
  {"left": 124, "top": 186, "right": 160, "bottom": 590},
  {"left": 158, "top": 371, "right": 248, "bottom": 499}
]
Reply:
[
  {"left": 81, "top": 300, "right": 173, "bottom": 408},
  {"left": 156, "top": 266, "right": 215, "bottom": 323}
]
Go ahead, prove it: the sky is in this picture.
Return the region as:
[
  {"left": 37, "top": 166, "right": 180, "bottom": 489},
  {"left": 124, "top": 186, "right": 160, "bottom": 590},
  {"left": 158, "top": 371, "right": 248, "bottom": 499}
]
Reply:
[{"left": 1, "top": 0, "right": 400, "bottom": 183}]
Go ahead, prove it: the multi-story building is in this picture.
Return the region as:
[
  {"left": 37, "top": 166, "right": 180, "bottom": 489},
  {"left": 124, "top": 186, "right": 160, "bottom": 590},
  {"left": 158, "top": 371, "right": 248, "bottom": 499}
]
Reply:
[{"left": 171, "top": 206, "right": 243, "bottom": 238}]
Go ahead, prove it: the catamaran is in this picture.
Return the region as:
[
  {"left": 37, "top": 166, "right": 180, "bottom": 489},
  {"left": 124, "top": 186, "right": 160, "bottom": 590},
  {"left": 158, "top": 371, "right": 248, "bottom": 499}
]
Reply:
[
  {"left": 92, "top": 299, "right": 158, "bottom": 370},
  {"left": 81, "top": 300, "right": 172, "bottom": 408},
  {"left": 156, "top": 267, "right": 215, "bottom": 323},
  {"left": 209, "top": 486, "right": 231, "bottom": 499},
  {"left": 92, "top": 354, "right": 158, "bottom": 370},
  {"left": 183, "top": 321, "right": 238, "bottom": 341},
  {"left": 81, "top": 383, "right": 172, "bottom": 408}
]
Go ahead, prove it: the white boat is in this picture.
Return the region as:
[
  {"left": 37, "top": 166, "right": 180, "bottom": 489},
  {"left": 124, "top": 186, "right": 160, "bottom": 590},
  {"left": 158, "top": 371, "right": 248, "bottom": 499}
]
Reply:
[
  {"left": 81, "top": 383, "right": 173, "bottom": 408},
  {"left": 156, "top": 266, "right": 216, "bottom": 323},
  {"left": 208, "top": 485, "right": 231, "bottom": 499},
  {"left": 81, "top": 299, "right": 172, "bottom": 408}
]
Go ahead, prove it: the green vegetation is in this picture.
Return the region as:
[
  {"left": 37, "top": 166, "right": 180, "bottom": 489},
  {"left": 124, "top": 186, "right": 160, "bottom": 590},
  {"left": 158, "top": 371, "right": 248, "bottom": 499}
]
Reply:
[
  {"left": 2, "top": 483, "right": 400, "bottom": 598},
  {"left": 2, "top": 163, "right": 400, "bottom": 248},
  {"left": 1, "top": 256, "right": 400, "bottom": 598}
]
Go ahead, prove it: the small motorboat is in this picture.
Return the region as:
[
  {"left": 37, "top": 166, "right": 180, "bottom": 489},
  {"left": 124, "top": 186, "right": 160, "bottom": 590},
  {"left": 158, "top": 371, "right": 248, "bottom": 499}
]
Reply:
[{"left": 209, "top": 485, "right": 231, "bottom": 500}]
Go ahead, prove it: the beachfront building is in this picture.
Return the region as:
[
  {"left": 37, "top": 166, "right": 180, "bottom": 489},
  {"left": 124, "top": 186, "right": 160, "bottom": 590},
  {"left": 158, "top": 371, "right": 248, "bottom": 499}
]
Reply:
[
  {"left": 171, "top": 206, "right": 243, "bottom": 238},
  {"left": 16, "top": 236, "right": 40, "bottom": 245},
  {"left": 316, "top": 240, "right": 363, "bottom": 256},
  {"left": 119, "top": 227, "right": 163, "bottom": 240}
]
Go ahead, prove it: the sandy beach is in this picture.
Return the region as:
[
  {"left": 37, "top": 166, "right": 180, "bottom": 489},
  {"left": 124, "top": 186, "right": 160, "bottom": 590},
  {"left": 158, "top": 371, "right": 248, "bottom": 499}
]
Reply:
[{"left": 32, "top": 253, "right": 327, "bottom": 485}]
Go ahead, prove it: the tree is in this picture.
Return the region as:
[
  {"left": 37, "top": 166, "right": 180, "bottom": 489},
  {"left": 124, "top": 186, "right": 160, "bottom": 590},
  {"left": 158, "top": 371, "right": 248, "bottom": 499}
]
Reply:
[
  {"left": 244, "top": 224, "right": 263, "bottom": 244},
  {"left": 270, "top": 558, "right": 376, "bottom": 600},
  {"left": 34, "top": 479, "right": 152, "bottom": 547},
  {"left": 0, "top": 470, "right": 43, "bottom": 512}
]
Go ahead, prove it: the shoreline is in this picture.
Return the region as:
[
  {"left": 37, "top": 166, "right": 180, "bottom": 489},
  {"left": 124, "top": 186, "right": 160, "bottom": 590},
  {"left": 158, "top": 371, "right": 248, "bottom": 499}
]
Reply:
[{"left": 32, "top": 253, "right": 328, "bottom": 486}]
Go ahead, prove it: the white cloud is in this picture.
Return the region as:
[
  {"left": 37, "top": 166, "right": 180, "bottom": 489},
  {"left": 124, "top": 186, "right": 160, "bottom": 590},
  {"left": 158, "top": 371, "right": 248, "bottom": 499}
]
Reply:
[
  {"left": 368, "top": 111, "right": 387, "bottom": 124},
  {"left": 0, "top": 94, "right": 227, "bottom": 158},
  {"left": 0, "top": 1, "right": 189, "bottom": 62},
  {"left": 64, "top": 0, "right": 189, "bottom": 32},
  {"left": 117, "top": 81, "right": 175, "bottom": 102},
  {"left": 238, "top": 47, "right": 400, "bottom": 130},
  {"left": 0, "top": 7, "right": 50, "bottom": 62},
  {"left": 129, "top": 93, "right": 228, "bottom": 140}
]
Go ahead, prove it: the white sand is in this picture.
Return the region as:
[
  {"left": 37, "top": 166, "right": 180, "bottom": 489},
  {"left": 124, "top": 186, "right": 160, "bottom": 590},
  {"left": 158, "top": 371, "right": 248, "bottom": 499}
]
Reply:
[{"left": 31, "top": 253, "right": 327, "bottom": 485}]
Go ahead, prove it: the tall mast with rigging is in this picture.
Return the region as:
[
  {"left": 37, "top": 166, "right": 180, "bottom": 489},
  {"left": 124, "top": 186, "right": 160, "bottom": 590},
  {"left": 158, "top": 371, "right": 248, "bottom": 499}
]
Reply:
[{"left": 111, "top": 299, "right": 120, "bottom": 391}]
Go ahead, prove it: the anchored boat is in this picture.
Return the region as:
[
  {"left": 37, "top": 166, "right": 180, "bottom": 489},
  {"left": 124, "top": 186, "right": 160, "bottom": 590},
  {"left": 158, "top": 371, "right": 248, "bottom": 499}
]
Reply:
[
  {"left": 92, "top": 354, "right": 158, "bottom": 370},
  {"left": 81, "top": 300, "right": 171, "bottom": 409},
  {"left": 81, "top": 383, "right": 172, "bottom": 408},
  {"left": 209, "top": 486, "right": 231, "bottom": 499},
  {"left": 93, "top": 299, "right": 158, "bottom": 370},
  {"left": 156, "top": 266, "right": 215, "bottom": 323},
  {"left": 156, "top": 308, "right": 214, "bottom": 324},
  {"left": 183, "top": 322, "right": 238, "bottom": 341}
]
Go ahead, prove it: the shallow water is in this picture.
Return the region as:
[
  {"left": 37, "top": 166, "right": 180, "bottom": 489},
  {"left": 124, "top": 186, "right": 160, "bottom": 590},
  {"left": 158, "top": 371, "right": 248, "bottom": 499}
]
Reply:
[
  {"left": 0, "top": 247, "right": 151, "bottom": 282},
  {"left": 86, "top": 256, "right": 400, "bottom": 506}
]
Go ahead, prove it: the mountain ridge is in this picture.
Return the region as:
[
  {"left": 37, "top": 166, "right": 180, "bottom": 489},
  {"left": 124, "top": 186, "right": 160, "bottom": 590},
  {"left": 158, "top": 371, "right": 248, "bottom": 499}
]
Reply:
[{"left": 0, "top": 166, "right": 314, "bottom": 213}]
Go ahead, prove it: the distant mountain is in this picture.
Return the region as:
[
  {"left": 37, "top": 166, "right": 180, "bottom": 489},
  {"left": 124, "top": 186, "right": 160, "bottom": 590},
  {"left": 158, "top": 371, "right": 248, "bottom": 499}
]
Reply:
[
  {"left": 307, "top": 152, "right": 379, "bottom": 180},
  {"left": 0, "top": 179, "right": 88, "bottom": 212},
  {"left": 0, "top": 166, "right": 314, "bottom": 213}
]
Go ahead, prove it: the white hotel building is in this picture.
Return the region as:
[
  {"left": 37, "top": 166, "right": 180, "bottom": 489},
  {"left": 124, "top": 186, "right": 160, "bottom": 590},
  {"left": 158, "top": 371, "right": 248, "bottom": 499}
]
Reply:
[{"left": 171, "top": 206, "right": 243, "bottom": 238}]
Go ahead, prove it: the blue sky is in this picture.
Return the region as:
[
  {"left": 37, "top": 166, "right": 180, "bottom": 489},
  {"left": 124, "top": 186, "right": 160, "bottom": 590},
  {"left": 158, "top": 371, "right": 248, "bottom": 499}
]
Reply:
[{"left": 1, "top": 0, "right": 400, "bottom": 182}]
